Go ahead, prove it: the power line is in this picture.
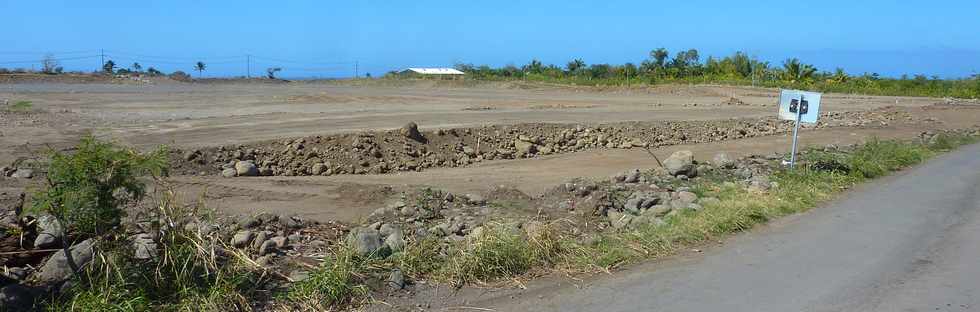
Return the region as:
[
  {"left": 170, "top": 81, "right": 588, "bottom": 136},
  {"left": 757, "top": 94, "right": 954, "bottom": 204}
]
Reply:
[{"left": 0, "top": 54, "right": 101, "bottom": 65}]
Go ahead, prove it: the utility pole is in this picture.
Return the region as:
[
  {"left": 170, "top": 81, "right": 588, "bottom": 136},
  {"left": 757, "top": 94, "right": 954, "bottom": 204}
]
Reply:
[
  {"left": 354, "top": 61, "right": 359, "bottom": 79},
  {"left": 246, "top": 54, "right": 251, "bottom": 78},
  {"left": 100, "top": 49, "right": 105, "bottom": 72}
]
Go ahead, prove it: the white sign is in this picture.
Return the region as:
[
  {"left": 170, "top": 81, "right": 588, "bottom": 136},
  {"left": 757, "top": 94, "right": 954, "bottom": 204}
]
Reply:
[{"left": 778, "top": 89, "right": 822, "bottom": 123}]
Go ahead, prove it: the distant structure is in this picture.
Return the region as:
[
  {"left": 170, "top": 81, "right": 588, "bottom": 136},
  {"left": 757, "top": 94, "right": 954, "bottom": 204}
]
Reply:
[{"left": 398, "top": 67, "right": 465, "bottom": 80}]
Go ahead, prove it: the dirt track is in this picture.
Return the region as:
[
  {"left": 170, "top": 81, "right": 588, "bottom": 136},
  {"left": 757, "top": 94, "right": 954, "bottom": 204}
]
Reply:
[{"left": 2, "top": 79, "right": 977, "bottom": 222}]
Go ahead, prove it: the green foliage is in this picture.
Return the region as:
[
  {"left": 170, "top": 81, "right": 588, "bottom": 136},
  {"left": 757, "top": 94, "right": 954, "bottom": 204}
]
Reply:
[
  {"left": 286, "top": 247, "right": 368, "bottom": 309},
  {"left": 103, "top": 60, "right": 116, "bottom": 74},
  {"left": 6, "top": 100, "right": 33, "bottom": 112},
  {"left": 445, "top": 48, "right": 980, "bottom": 99},
  {"left": 31, "top": 135, "right": 168, "bottom": 237},
  {"left": 48, "top": 190, "right": 266, "bottom": 312}
]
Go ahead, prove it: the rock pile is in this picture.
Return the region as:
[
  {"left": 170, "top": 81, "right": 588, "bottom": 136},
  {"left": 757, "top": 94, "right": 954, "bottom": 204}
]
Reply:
[{"left": 174, "top": 109, "right": 927, "bottom": 178}]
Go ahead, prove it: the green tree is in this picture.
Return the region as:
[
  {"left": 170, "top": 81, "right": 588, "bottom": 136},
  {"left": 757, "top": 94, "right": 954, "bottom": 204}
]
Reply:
[
  {"left": 194, "top": 61, "right": 206, "bottom": 78},
  {"left": 566, "top": 59, "right": 585, "bottom": 73},
  {"left": 132, "top": 62, "right": 142, "bottom": 73},
  {"left": 650, "top": 48, "right": 669, "bottom": 68},
  {"left": 102, "top": 60, "right": 116, "bottom": 74},
  {"left": 782, "top": 58, "right": 817, "bottom": 82},
  {"left": 30, "top": 136, "right": 167, "bottom": 274}
]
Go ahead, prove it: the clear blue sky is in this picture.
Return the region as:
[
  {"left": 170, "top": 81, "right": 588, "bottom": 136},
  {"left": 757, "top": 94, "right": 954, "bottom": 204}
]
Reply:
[{"left": 2, "top": 0, "right": 978, "bottom": 78}]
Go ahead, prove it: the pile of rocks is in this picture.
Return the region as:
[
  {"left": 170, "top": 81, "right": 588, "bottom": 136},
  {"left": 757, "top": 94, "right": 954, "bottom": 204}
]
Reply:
[{"left": 173, "top": 108, "right": 925, "bottom": 178}]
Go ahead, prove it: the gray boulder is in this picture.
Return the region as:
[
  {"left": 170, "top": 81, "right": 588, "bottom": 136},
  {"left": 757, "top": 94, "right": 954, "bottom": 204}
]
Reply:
[
  {"left": 221, "top": 168, "right": 237, "bottom": 178},
  {"left": 387, "top": 269, "right": 406, "bottom": 290},
  {"left": 623, "top": 169, "right": 641, "bottom": 183},
  {"left": 132, "top": 233, "right": 158, "bottom": 260},
  {"left": 400, "top": 122, "right": 424, "bottom": 142},
  {"left": 350, "top": 228, "right": 385, "bottom": 256},
  {"left": 231, "top": 230, "right": 255, "bottom": 248},
  {"left": 10, "top": 169, "right": 33, "bottom": 179},
  {"left": 34, "top": 239, "right": 95, "bottom": 284},
  {"left": 608, "top": 210, "right": 633, "bottom": 229},
  {"left": 384, "top": 230, "right": 405, "bottom": 252},
  {"left": 514, "top": 140, "right": 537, "bottom": 156},
  {"left": 33, "top": 214, "right": 64, "bottom": 249},
  {"left": 234, "top": 161, "right": 258, "bottom": 176},
  {"left": 663, "top": 150, "right": 695, "bottom": 176}
]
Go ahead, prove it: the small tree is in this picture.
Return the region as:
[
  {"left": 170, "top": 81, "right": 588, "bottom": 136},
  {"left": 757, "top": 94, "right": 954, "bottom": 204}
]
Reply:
[
  {"left": 132, "top": 62, "right": 142, "bottom": 73},
  {"left": 194, "top": 61, "right": 206, "bottom": 78},
  {"left": 147, "top": 67, "right": 163, "bottom": 76},
  {"left": 267, "top": 67, "right": 281, "bottom": 79},
  {"left": 31, "top": 136, "right": 167, "bottom": 273},
  {"left": 103, "top": 60, "right": 116, "bottom": 74}
]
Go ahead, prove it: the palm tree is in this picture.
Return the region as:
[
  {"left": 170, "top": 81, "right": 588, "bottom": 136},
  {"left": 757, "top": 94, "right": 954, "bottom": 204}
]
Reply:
[
  {"left": 832, "top": 68, "right": 848, "bottom": 83},
  {"left": 102, "top": 60, "right": 116, "bottom": 74},
  {"left": 650, "top": 48, "right": 669, "bottom": 68},
  {"left": 194, "top": 61, "right": 206, "bottom": 78},
  {"left": 132, "top": 62, "right": 142, "bottom": 73},
  {"left": 566, "top": 59, "right": 585, "bottom": 73},
  {"left": 782, "top": 58, "right": 816, "bottom": 82}
]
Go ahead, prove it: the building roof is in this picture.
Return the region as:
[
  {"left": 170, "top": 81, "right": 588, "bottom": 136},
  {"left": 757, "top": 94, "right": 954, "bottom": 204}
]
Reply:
[{"left": 404, "top": 67, "right": 465, "bottom": 75}]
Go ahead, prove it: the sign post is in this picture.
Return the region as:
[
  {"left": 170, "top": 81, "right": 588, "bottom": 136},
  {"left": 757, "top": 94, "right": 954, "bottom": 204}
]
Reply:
[{"left": 778, "top": 89, "right": 822, "bottom": 169}]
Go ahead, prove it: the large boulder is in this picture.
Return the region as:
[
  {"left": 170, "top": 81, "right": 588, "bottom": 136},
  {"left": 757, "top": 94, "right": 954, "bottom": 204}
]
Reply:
[
  {"left": 400, "top": 122, "right": 425, "bottom": 142},
  {"left": 234, "top": 161, "right": 258, "bottom": 176},
  {"left": 663, "top": 150, "right": 695, "bottom": 176},
  {"left": 514, "top": 140, "right": 537, "bottom": 156},
  {"left": 34, "top": 239, "right": 95, "bottom": 284},
  {"left": 349, "top": 228, "right": 386, "bottom": 257},
  {"left": 10, "top": 169, "right": 33, "bottom": 179}
]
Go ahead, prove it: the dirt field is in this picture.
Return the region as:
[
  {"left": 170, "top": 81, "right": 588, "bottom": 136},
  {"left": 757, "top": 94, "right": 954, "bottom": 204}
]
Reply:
[{"left": 2, "top": 79, "right": 978, "bottom": 223}]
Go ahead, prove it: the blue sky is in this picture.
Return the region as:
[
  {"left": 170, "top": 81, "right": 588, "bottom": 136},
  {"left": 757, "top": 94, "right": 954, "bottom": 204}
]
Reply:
[{"left": 2, "top": 0, "right": 978, "bottom": 78}]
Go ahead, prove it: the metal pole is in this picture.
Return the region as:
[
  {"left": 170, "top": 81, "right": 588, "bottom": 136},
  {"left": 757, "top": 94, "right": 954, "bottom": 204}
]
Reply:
[
  {"left": 246, "top": 54, "right": 250, "bottom": 78},
  {"left": 789, "top": 94, "right": 804, "bottom": 169}
]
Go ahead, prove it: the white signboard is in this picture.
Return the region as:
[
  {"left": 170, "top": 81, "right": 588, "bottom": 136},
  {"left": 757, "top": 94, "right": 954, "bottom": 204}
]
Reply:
[{"left": 778, "top": 89, "right": 822, "bottom": 124}]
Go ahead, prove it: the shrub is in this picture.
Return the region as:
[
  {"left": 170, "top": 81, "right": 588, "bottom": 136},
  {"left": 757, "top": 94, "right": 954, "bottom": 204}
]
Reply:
[
  {"left": 30, "top": 135, "right": 168, "bottom": 237},
  {"left": 169, "top": 71, "right": 191, "bottom": 82}
]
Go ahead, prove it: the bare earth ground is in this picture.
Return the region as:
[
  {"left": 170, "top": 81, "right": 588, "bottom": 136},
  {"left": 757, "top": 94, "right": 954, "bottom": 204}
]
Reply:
[{"left": 1, "top": 79, "right": 978, "bottom": 224}]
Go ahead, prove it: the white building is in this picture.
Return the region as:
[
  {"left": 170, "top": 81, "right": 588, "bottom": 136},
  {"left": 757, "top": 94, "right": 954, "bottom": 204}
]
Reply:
[{"left": 399, "top": 67, "right": 465, "bottom": 79}]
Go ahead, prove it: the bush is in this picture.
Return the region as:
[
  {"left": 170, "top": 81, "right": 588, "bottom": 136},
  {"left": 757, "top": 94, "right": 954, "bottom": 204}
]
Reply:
[
  {"left": 30, "top": 135, "right": 168, "bottom": 237},
  {"left": 48, "top": 188, "right": 268, "bottom": 311},
  {"left": 169, "top": 71, "right": 191, "bottom": 82},
  {"left": 286, "top": 247, "right": 368, "bottom": 310}
]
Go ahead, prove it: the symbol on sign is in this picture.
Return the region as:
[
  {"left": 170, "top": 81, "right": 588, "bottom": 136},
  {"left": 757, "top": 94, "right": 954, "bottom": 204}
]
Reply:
[{"left": 778, "top": 89, "right": 823, "bottom": 169}]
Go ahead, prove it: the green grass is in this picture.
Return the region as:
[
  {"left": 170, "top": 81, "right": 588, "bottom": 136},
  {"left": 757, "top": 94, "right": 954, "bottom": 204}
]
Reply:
[
  {"left": 284, "top": 247, "right": 369, "bottom": 310},
  {"left": 5, "top": 100, "right": 33, "bottom": 112}
]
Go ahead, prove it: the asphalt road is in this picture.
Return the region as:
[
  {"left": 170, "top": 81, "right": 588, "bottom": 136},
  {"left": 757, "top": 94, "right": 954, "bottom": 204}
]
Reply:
[{"left": 489, "top": 143, "right": 980, "bottom": 312}]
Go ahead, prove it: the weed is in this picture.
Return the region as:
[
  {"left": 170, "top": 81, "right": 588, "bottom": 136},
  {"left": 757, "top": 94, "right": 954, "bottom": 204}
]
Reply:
[{"left": 285, "top": 246, "right": 369, "bottom": 310}]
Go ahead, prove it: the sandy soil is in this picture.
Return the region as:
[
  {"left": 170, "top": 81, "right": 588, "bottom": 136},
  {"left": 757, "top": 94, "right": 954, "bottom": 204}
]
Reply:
[{"left": 1, "top": 79, "right": 977, "bottom": 222}]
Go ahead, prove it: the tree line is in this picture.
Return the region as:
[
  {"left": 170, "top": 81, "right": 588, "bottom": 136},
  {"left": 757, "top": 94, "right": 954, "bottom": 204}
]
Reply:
[{"left": 451, "top": 48, "right": 980, "bottom": 98}]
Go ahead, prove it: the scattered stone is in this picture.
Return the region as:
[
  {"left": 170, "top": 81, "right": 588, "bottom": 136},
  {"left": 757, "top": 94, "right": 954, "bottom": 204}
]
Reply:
[
  {"left": 384, "top": 230, "right": 405, "bottom": 252},
  {"left": 608, "top": 210, "right": 632, "bottom": 229},
  {"left": 251, "top": 231, "right": 269, "bottom": 250},
  {"left": 289, "top": 270, "right": 310, "bottom": 283},
  {"left": 256, "top": 255, "right": 273, "bottom": 267},
  {"left": 33, "top": 214, "right": 64, "bottom": 249},
  {"left": 221, "top": 168, "right": 237, "bottom": 178},
  {"left": 400, "top": 122, "right": 425, "bottom": 142},
  {"left": 713, "top": 152, "right": 735, "bottom": 169},
  {"left": 231, "top": 230, "right": 255, "bottom": 248},
  {"left": 387, "top": 269, "right": 406, "bottom": 290},
  {"left": 132, "top": 233, "right": 158, "bottom": 260},
  {"left": 514, "top": 140, "right": 537, "bottom": 156},
  {"left": 623, "top": 169, "right": 641, "bottom": 183},
  {"left": 350, "top": 228, "right": 385, "bottom": 257},
  {"left": 259, "top": 239, "right": 277, "bottom": 255},
  {"left": 10, "top": 169, "right": 33, "bottom": 179},
  {"left": 270, "top": 236, "right": 288, "bottom": 248}
]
